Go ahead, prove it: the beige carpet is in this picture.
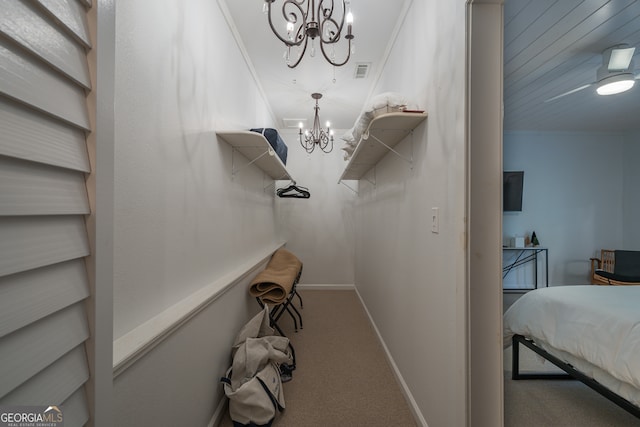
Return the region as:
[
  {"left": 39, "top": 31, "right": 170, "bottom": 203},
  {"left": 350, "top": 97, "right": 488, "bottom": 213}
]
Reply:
[
  {"left": 504, "top": 344, "right": 640, "bottom": 426},
  {"left": 219, "top": 289, "right": 417, "bottom": 427}
]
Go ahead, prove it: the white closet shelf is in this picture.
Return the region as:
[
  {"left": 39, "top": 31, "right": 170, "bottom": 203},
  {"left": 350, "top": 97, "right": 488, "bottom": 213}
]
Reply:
[
  {"left": 217, "top": 130, "right": 293, "bottom": 181},
  {"left": 339, "top": 111, "right": 428, "bottom": 181}
]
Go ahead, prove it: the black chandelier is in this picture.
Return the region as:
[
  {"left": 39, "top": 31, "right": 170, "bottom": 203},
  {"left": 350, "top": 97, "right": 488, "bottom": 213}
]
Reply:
[
  {"left": 263, "top": 0, "right": 354, "bottom": 68},
  {"left": 299, "top": 93, "right": 333, "bottom": 153}
]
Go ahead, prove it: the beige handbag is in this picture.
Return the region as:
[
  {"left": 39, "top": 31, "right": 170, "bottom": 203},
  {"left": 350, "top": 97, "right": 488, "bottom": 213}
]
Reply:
[
  {"left": 222, "top": 308, "right": 292, "bottom": 426},
  {"left": 222, "top": 361, "right": 284, "bottom": 426}
]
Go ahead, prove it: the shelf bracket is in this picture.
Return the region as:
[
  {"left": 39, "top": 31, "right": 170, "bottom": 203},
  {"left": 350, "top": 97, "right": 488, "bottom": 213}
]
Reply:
[
  {"left": 263, "top": 175, "right": 276, "bottom": 193},
  {"left": 368, "top": 131, "right": 414, "bottom": 168},
  {"left": 231, "top": 147, "right": 273, "bottom": 180},
  {"left": 363, "top": 166, "right": 376, "bottom": 186},
  {"left": 338, "top": 180, "right": 358, "bottom": 195},
  {"left": 266, "top": 174, "right": 293, "bottom": 194}
]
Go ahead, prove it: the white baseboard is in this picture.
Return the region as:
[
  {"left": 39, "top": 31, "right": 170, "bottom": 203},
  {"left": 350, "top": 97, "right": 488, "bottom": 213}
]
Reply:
[
  {"left": 296, "top": 283, "right": 355, "bottom": 291},
  {"left": 353, "top": 287, "right": 428, "bottom": 427},
  {"left": 208, "top": 396, "right": 227, "bottom": 427}
]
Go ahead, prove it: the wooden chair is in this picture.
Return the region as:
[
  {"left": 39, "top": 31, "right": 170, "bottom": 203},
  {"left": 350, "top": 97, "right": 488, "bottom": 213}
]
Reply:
[
  {"left": 590, "top": 249, "right": 640, "bottom": 285},
  {"left": 590, "top": 249, "right": 614, "bottom": 284}
]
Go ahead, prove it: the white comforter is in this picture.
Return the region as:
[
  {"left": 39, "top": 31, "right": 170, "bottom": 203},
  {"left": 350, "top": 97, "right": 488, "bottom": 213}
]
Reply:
[{"left": 504, "top": 285, "right": 640, "bottom": 402}]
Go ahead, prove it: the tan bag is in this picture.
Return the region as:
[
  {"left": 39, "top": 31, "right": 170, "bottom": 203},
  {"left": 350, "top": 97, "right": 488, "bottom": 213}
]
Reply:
[
  {"left": 221, "top": 307, "right": 292, "bottom": 426},
  {"left": 222, "top": 361, "right": 284, "bottom": 426}
]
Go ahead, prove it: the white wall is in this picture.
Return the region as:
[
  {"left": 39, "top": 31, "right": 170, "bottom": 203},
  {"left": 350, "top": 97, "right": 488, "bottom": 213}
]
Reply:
[
  {"left": 623, "top": 131, "right": 640, "bottom": 249},
  {"left": 275, "top": 129, "right": 355, "bottom": 285},
  {"left": 503, "top": 131, "right": 632, "bottom": 285},
  {"left": 113, "top": 271, "right": 262, "bottom": 426},
  {"left": 112, "top": 0, "right": 279, "bottom": 340},
  {"left": 351, "top": 1, "right": 468, "bottom": 425},
  {"left": 109, "top": 0, "right": 284, "bottom": 424}
]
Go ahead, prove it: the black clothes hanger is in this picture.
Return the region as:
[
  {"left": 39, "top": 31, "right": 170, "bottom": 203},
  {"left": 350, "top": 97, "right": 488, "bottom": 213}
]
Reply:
[{"left": 277, "top": 182, "right": 311, "bottom": 199}]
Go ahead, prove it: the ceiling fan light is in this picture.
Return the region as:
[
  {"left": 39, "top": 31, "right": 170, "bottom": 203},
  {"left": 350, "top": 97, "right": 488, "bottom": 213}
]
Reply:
[
  {"left": 608, "top": 47, "right": 635, "bottom": 70},
  {"left": 596, "top": 74, "right": 635, "bottom": 95}
]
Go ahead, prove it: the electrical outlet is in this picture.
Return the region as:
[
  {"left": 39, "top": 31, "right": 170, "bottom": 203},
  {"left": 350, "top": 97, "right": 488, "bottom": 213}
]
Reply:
[{"left": 431, "top": 207, "right": 439, "bottom": 233}]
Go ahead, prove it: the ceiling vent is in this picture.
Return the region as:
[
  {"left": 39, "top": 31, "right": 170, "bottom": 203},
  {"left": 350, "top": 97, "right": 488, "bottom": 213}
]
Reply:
[
  {"left": 283, "top": 118, "right": 306, "bottom": 128},
  {"left": 354, "top": 62, "right": 371, "bottom": 79}
]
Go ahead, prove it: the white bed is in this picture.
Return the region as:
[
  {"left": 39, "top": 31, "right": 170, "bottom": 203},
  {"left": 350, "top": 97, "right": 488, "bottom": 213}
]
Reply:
[{"left": 503, "top": 285, "right": 640, "bottom": 412}]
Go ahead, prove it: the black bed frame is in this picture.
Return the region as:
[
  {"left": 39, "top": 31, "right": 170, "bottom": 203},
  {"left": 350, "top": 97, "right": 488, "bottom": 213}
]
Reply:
[{"left": 512, "top": 334, "right": 640, "bottom": 419}]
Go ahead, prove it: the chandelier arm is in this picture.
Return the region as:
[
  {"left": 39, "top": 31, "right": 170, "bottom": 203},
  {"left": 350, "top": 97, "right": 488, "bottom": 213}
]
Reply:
[
  {"left": 318, "top": 131, "right": 333, "bottom": 153},
  {"left": 318, "top": 0, "right": 345, "bottom": 43},
  {"left": 287, "top": 36, "right": 309, "bottom": 68},
  {"left": 328, "top": 138, "right": 334, "bottom": 152},
  {"left": 299, "top": 128, "right": 316, "bottom": 153},
  {"left": 302, "top": 136, "right": 316, "bottom": 153},
  {"left": 319, "top": 133, "right": 328, "bottom": 148},
  {"left": 319, "top": 36, "right": 352, "bottom": 67},
  {"left": 320, "top": 18, "right": 342, "bottom": 44},
  {"left": 265, "top": 0, "right": 352, "bottom": 68},
  {"left": 318, "top": 0, "right": 334, "bottom": 18},
  {"left": 266, "top": 0, "right": 307, "bottom": 47}
]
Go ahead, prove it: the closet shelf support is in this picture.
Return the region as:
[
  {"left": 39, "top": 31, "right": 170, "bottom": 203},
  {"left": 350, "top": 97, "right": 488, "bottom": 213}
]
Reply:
[
  {"left": 263, "top": 173, "right": 290, "bottom": 192},
  {"left": 364, "top": 166, "right": 376, "bottom": 186},
  {"left": 231, "top": 147, "right": 274, "bottom": 180},
  {"left": 263, "top": 177, "right": 276, "bottom": 193},
  {"left": 368, "top": 132, "right": 414, "bottom": 168},
  {"left": 338, "top": 180, "right": 358, "bottom": 195}
]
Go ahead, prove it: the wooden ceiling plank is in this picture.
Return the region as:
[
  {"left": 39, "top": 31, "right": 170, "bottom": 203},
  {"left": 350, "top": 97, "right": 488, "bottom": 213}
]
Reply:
[{"left": 506, "top": 0, "right": 636, "bottom": 78}]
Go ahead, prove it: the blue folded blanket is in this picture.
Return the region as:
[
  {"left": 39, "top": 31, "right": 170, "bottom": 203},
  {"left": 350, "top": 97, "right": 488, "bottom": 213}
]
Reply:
[{"left": 250, "top": 128, "right": 288, "bottom": 165}]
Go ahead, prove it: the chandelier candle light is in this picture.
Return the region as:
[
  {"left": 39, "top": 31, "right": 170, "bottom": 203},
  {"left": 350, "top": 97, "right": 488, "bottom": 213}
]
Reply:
[
  {"left": 263, "top": 0, "right": 354, "bottom": 68},
  {"left": 299, "top": 93, "right": 333, "bottom": 153}
]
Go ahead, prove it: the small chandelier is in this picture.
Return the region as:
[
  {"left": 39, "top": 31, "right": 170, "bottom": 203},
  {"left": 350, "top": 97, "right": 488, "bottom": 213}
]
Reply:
[
  {"left": 263, "top": 0, "right": 354, "bottom": 68},
  {"left": 299, "top": 93, "right": 333, "bottom": 153}
]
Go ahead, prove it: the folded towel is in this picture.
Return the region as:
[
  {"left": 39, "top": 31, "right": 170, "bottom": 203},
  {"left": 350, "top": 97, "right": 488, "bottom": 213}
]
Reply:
[{"left": 249, "top": 249, "right": 302, "bottom": 304}]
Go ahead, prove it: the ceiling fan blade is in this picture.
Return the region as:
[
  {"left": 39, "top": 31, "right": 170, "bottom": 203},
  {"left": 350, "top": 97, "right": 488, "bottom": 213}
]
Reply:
[
  {"left": 608, "top": 47, "right": 635, "bottom": 71},
  {"left": 544, "top": 83, "right": 593, "bottom": 103}
]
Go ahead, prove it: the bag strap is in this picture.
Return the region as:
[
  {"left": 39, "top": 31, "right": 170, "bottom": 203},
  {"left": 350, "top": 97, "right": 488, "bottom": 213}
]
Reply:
[
  {"left": 256, "top": 376, "right": 284, "bottom": 413},
  {"left": 221, "top": 367, "right": 283, "bottom": 415},
  {"left": 220, "top": 367, "right": 232, "bottom": 386}
]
